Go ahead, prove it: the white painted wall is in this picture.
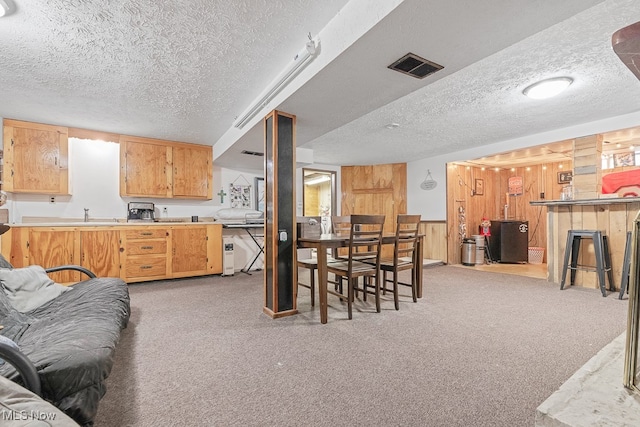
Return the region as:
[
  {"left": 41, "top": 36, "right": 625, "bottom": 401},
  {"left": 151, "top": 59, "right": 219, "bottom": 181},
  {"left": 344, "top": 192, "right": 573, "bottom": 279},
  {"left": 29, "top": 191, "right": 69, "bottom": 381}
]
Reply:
[{"left": 407, "top": 111, "right": 640, "bottom": 220}]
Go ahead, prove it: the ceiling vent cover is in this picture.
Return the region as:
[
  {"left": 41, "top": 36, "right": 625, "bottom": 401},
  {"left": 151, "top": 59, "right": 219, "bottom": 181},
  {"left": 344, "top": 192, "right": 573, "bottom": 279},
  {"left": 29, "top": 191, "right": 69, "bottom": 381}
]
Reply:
[
  {"left": 241, "top": 150, "right": 264, "bottom": 157},
  {"left": 388, "top": 53, "right": 443, "bottom": 79}
]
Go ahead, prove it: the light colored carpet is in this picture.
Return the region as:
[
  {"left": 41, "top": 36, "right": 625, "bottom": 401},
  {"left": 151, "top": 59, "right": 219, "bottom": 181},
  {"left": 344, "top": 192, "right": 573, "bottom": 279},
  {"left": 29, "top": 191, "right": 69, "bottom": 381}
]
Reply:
[{"left": 95, "top": 266, "right": 628, "bottom": 427}]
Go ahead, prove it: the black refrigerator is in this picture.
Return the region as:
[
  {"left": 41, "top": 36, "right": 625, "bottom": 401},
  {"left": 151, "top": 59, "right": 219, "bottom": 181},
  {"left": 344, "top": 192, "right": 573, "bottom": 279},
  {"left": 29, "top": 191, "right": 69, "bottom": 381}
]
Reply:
[{"left": 488, "top": 220, "right": 529, "bottom": 263}]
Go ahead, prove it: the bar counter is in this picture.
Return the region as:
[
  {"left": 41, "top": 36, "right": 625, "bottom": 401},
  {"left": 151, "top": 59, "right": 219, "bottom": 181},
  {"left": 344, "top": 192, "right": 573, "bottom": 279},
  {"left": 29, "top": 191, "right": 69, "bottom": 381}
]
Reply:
[{"left": 530, "top": 197, "right": 640, "bottom": 290}]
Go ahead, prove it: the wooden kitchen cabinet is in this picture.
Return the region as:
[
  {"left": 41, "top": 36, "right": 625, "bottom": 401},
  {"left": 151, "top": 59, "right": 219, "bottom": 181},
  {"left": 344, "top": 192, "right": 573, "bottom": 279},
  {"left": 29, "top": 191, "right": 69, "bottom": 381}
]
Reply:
[
  {"left": 207, "top": 224, "right": 223, "bottom": 275},
  {"left": 120, "top": 135, "right": 212, "bottom": 199},
  {"left": 28, "top": 230, "right": 80, "bottom": 283},
  {"left": 2, "top": 119, "right": 69, "bottom": 194},
  {"left": 172, "top": 145, "right": 212, "bottom": 199},
  {"left": 120, "top": 136, "right": 172, "bottom": 198},
  {"left": 121, "top": 227, "right": 169, "bottom": 282},
  {"left": 80, "top": 229, "right": 121, "bottom": 278},
  {"left": 1, "top": 224, "right": 223, "bottom": 284},
  {"left": 171, "top": 226, "right": 208, "bottom": 277}
]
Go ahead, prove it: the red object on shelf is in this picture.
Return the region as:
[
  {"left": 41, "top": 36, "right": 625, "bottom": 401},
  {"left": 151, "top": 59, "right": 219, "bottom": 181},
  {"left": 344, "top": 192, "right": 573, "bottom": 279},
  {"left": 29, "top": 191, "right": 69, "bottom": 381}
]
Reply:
[
  {"left": 479, "top": 217, "right": 491, "bottom": 236},
  {"left": 601, "top": 169, "right": 640, "bottom": 195}
]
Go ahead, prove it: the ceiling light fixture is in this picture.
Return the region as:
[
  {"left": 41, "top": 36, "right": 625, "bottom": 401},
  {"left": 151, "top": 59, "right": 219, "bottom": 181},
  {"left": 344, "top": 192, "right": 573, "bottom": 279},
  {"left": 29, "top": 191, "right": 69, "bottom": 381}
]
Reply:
[
  {"left": 0, "top": 0, "right": 12, "bottom": 17},
  {"left": 385, "top": 123, "right": 400, "bottom": 129},
  {"left": 304, "top": 175, "right": 331, "bottom": 186},
  {"left": 523, "top": 77, "right": 573, "bottom": 99},
  {"left": 233, "top": 34, "right": 319, "bottom": 129}
]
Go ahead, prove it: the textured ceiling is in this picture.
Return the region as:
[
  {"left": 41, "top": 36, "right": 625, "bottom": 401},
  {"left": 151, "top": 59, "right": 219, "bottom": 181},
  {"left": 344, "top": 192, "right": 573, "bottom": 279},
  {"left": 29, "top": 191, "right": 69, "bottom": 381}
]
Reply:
[
  {"left": 0, "top": 0, "right": 349, "bottom": 143},
  {"left": 1, "top": 0, "right": 639, "bottom": 173}
]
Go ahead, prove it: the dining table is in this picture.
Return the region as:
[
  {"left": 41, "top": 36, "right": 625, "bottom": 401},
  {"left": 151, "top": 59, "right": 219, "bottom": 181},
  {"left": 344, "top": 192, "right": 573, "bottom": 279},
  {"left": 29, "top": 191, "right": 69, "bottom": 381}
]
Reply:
[{"left": 297, "top": 233, "right": 424, "bottom": 324}]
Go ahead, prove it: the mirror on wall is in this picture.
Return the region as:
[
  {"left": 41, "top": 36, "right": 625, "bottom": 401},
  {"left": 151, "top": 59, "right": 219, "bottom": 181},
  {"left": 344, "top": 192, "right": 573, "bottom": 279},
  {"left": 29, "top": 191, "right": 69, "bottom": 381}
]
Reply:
[{"left": 302, "top": 168, "right": 336, "bottom": 234}]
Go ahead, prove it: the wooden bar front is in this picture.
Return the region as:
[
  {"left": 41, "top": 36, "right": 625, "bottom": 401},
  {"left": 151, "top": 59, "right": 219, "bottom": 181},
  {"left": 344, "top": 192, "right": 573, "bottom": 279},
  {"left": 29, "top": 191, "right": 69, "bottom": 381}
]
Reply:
[{"left": 531, "top": 198, "right": 640, "bottom": 290}]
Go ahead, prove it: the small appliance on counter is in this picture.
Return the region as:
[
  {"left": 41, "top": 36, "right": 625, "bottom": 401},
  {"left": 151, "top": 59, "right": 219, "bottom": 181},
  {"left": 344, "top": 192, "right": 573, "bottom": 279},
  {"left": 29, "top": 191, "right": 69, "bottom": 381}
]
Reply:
[{"left": 127, "top": 202, "right": 155, "bottom": 222}]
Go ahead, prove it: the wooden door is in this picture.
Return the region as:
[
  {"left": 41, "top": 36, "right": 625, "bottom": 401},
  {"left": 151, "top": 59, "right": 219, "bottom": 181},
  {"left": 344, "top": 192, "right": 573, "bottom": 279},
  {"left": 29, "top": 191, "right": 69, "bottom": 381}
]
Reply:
[
  {"left": 171, "top": 227, "right": 208, "bottom": 277},
  {"left": 3, "top": 120, "right": 68, "bottom": 194},
  {"left": 80, "top": 230, "right": 121, "bottom": 278},
  {"left": 28, "top": 230, "right": 79, "bottom": 283},
  {"left": 173, "top": 145, "right": 212, "bottom": 199},
  {"left": 120, "top": 137, "right": 172, "bottom": 197},
  {"left": 341, "top": 163, "right": 407, "bottom": 258}
]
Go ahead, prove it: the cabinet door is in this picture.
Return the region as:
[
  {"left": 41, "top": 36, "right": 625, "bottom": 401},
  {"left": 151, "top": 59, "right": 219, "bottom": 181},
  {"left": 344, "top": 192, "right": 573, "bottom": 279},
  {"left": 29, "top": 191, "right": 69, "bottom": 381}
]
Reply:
[
  {"left": 120, "top": 137, "right": 172, "bottom": 197},
  {"left": 28, "top": 230, "right": 79, "bottom": 283},
  {"left": 172, "top": 145, "right": 212, "bottom": 199},
  {"left": 207, "top": 224, "right": 223, "bottom": 274},
  {"left": 171, "top": 227, "right": 208, "bottom": 277},
  {"left": 3, "top": 120, "right": 69, "bottom": 194},
  {"left": 80, "top": 230, "right": 121, "bottom": 278}
]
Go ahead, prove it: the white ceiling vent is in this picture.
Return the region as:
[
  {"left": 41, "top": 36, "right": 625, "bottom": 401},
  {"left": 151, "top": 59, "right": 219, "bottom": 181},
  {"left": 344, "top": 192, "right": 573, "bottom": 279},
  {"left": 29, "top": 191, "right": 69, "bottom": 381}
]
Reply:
[
  {"left": 388, "top": 53, "right": 443, "bottom": 79},
  {"left": 241, "top": 150, "right": 264, "bottom": 157}
]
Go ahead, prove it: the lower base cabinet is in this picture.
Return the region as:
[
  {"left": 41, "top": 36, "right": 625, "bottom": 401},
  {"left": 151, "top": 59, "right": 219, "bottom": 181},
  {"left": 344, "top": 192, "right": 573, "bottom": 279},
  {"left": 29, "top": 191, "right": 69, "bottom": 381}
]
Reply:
[{"left": 1, "top": 224, "right": 223, "bottom": 284}]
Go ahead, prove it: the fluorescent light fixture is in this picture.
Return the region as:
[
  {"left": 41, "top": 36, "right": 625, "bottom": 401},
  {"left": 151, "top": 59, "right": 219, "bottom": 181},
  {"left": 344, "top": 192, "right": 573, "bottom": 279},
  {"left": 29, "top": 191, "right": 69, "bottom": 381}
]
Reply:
[
  {"left": 233, "top": 36, "right": 319, "bottom": 129},
  {"left": 0, "top": 0, "right": 11, "bottom": 17},
  {"left": 523, "top": 77, "right": 573, "bottom": 99},
  {"left": 304, "top": 175, "right": 330, "bottom": 186}
]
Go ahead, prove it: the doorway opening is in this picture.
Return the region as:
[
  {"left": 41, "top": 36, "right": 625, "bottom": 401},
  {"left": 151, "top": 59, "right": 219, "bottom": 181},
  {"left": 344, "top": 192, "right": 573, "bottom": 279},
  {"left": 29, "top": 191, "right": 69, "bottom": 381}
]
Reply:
[{"left": 302, "top": 168, "right": 336, "bottom": 234}]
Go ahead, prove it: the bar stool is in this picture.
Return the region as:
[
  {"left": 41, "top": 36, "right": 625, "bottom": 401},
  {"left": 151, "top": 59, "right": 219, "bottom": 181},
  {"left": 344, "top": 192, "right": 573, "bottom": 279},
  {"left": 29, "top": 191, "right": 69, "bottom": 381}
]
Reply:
[
  {"left": 560, "top": 230, "right": 615, "bottom": 297},
  {"left": 619, "top": 231, "right": 632, "bottom": 300}
]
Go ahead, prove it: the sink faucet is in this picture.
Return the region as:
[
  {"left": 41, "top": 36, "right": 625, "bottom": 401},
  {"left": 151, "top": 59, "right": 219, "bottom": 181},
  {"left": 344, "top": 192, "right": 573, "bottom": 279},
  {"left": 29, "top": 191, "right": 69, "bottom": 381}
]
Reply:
[{"left": 84, "top": 208, "right": 89, "bottom": 222}]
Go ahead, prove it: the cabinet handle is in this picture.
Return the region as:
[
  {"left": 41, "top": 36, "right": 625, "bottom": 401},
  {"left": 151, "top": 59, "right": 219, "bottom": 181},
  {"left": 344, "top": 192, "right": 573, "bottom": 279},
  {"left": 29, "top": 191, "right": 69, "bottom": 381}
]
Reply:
[
  {"left": 140, "top": 265, "right": 152, "bottom": 270},
  {"left": 141, "top": 246, "right": 153, "bottom": 250},
  {"left": 140, "top": 232, "right": 153, "bottom": 236}
]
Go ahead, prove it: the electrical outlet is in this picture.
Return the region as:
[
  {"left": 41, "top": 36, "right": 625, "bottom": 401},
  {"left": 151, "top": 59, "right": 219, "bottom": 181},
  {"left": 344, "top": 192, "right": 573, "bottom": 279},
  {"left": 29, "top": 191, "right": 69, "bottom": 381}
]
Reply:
[
  {"left": 162, "top": 207, "right": 168, "bottom": 214},
  {"left": 50, "top": 196, "right": 55, "bottom": 203}
]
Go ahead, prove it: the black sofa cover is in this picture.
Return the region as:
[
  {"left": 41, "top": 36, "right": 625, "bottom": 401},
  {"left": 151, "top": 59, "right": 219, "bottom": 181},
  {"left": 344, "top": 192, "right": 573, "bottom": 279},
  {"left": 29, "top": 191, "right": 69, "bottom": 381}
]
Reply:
[{"left": 0, "top": 266, "right": 130, "bottom": 426}]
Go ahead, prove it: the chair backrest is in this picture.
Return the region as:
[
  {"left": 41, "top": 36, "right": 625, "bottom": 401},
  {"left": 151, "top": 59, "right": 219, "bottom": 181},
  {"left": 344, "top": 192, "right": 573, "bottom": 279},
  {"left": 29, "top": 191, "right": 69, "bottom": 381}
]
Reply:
[
  {"left": 331, "top": 216, "right": 351, "bottom": 236},
  {"left": 393, "top": 214, "right": 421, "bottom": 264},
  {"left": 348, "top": 214, "right": 385, "bottom": 269}
]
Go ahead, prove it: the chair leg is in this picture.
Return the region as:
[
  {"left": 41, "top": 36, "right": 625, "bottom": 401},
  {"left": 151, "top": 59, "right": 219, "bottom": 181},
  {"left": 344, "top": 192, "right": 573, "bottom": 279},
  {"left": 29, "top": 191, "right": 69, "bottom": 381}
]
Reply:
[
  {"left": 411, "top": 266, "right": 417, "bottom": 303},
  {"left": 310, "top": 268, "right": 315, "bottom": 307},
  {"left": 393, "top": 272, "right": 399, "bottom": 311},
  {"left": 593, "top": 234, "right": 607, "bottom": 297},
  {"left": 382, "top": 271, "right": 388, "bottom": 295},
  {"left": 603, "top": 236, "right": 615, "bottom": 292},
  {"left": 348, "top": 278, "right": 354, "bottom": 319},
  {"left": 375, "top": 274, "right": 381, "bottom": 313},
  {"left": 570, "top": 236, "right": 580, "bottom": 287}
]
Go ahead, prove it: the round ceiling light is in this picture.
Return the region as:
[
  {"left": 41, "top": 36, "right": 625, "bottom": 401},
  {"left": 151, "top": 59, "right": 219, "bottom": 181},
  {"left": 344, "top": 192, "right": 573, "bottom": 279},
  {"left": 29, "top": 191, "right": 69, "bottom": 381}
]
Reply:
[
  {"left": 0, "top": 0, "right": 11, "bottom": 17},
  {"left": 523, "top": 77, "right": 573, "bottom": 100}
]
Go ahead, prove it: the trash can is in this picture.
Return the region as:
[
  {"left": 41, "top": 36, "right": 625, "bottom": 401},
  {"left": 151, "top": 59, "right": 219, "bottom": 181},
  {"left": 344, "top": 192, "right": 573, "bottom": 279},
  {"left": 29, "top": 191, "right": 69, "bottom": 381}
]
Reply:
[
  {"left": 461, "top": 238, "right": 476, "bottom": 266},
  {"left": 472, "top": 235, "right": 485, "bottom": 265}
]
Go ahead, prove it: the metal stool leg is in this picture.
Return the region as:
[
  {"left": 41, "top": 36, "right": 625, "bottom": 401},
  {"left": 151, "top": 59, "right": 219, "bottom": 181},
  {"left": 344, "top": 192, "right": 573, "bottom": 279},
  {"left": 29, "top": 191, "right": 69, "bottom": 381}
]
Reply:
[
  {"left": 560, "top": 231, "right": 573, "bottom": 290},
  {"left": 602, "top": 235, "right": 615, "bottom": 292},
  {"left": 620, "top": 231, "right": 632, "bottom": 300},
  {"left": 592, "top": 232, "right": 607, "bottom": 297},
  {"left": 570, "top": 235, "right": 581, "bottom": 287}
]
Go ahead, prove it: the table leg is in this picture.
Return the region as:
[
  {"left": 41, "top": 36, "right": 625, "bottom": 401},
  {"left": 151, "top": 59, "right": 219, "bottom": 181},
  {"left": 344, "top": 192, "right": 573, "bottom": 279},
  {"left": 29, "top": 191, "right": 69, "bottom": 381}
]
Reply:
[
  {"left": 416, "top": 236, "right": 424, "bottom": 298},
  {"left": 316, "top": 243, "right": 328, "bottom": 324},
  {"left": 241, "top": 228, "right": 264, "bottom": 275}
]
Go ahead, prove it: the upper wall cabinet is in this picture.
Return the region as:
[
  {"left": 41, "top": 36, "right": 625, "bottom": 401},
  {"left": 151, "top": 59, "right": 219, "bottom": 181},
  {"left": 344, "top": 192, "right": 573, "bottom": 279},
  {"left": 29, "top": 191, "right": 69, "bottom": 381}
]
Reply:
[
  {"left": 2, "top": 119, "right": 70, "bottom": 194},
  {"left": 119, "top": 135, "right": 212, "bottom": 199}
]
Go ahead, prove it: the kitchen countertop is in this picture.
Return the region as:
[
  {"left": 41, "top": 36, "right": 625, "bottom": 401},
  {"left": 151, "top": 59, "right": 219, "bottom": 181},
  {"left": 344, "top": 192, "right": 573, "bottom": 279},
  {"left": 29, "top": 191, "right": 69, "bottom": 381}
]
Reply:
[
  {"left": 6, "top": 221, "right": 221, "bottom": 227},
  {"left": 530, "top": 196, "right": 640, "bottom": 206}
]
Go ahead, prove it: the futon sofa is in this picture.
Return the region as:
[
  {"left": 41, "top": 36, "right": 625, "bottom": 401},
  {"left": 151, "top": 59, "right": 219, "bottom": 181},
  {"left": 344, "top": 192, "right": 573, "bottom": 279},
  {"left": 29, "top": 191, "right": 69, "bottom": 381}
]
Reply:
[{"left": 0, "top": 254, "right": 130, "bottom": 426}]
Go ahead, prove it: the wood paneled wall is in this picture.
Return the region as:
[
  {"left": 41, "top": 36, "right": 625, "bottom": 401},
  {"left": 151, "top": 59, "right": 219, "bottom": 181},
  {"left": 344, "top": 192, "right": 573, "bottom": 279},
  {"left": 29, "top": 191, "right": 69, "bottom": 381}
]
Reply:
[
  {"left": 419, "top": 221, "right": 447, "bottom": 261},
  {"left": 446, "top": 161, "right": 572, "bottom": 264}
]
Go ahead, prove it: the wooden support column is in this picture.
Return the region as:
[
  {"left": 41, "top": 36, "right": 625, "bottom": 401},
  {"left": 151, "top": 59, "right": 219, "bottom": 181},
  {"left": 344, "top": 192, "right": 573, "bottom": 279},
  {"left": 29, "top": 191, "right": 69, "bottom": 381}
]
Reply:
[
  {"left": 263, "top": 110, "right": 298, "bottom": 318},
  {"left": 572, "top": 135, "right": 602, "bottom": 199}
]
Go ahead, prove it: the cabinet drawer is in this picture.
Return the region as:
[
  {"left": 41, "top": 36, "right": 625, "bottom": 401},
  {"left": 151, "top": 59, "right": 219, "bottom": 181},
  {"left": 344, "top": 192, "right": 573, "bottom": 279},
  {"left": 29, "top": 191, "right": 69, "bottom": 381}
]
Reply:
[
  {"left": 124, "top": 229, "right": 167, "bottom": 240},
  {"left": 125, "top": 257, "right": 166, "bottom": 278},
  {"left": 126, "top": 239, "right": 167, "bottom": 255}
]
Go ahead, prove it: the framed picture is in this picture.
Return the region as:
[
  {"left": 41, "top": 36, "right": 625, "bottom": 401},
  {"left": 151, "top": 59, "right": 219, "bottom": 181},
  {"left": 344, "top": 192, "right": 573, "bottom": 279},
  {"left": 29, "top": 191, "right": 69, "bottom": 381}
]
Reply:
[
  {"left": 508, "top": 176, "right": 523, "bottom": 196},
  {"left": 557, "top": 171, "right": 573, "bottom": 184},
  {"left": 614, "top": 152, "right": 635, "bottom": 167},
  {"left": 474, "top": 179, "right": 484, "bottom": 196},
  {"left": 254, "top": 177, "right": 265, "bottom": 212}
]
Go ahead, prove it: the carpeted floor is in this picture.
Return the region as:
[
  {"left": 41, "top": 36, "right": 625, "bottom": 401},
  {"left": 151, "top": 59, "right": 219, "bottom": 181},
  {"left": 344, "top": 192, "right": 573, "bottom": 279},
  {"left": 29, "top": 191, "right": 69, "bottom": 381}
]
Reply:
[{"left": 94, "top": 266, "right": 628, "bottom": 426}]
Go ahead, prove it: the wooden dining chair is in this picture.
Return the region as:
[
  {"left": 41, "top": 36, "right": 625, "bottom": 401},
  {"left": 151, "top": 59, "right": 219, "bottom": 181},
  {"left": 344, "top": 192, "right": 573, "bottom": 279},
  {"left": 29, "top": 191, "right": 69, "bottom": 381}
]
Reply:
[
  {"left": 296, "top": 216, "right": 322, "bottom": 306},
  {"left": 379, "top": 214, "right": 421, "bottom": 310},
  {"left": 326, "top": 214, "right": 385, "bottom": 319}
]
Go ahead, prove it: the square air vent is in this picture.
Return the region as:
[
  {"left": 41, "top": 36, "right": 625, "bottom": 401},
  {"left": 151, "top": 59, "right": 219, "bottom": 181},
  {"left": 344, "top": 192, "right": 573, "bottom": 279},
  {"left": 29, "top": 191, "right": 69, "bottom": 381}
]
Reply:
[
  {"left": 388, "top": 53, "right": 443, "bottom": 79},
  {"left": 241, "top": 150, "right": 264, "bottom": 157}
]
